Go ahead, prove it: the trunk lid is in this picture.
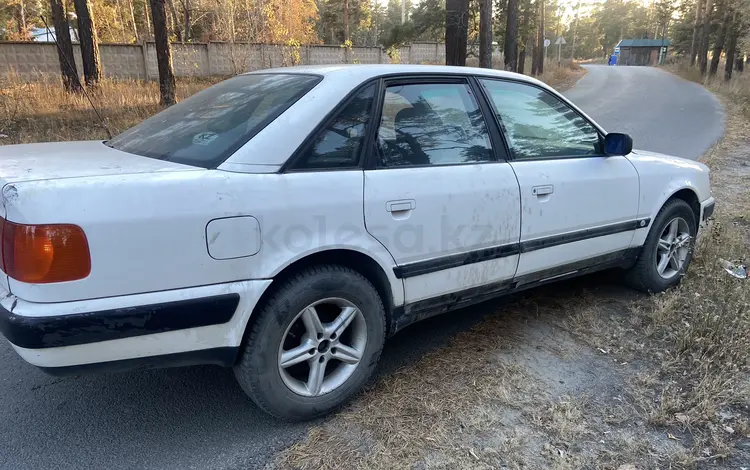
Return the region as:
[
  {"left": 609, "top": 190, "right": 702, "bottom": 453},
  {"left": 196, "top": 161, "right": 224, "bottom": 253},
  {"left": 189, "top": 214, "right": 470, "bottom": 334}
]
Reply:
[{"left": 0, "top": 140, "right": 201, "bottom": 185}]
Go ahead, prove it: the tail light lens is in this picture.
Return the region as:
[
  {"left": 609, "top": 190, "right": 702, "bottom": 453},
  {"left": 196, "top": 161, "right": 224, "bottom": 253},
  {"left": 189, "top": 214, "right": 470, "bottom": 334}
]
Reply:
[{"left": 0, "top": 218, "right": 91, "bottom": 283}]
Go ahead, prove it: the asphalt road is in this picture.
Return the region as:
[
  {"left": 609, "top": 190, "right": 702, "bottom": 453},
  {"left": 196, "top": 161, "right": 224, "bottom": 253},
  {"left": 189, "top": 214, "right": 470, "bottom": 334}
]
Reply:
[
  {"left": 563, "top": 65, "right": 724, "bottom": 160},
  {"left": 0, "top": 65, "right": 725, "bottom": 470}
]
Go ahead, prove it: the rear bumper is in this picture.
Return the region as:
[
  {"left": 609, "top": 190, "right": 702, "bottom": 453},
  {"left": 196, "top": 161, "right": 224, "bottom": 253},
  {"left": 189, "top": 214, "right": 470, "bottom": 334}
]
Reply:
[{"left": 0, "top": 280, "right": 272, "bottom": 374}]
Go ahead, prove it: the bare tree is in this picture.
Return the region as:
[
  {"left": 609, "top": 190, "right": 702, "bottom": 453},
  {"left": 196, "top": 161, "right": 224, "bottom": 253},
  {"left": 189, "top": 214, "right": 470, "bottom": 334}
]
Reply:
[
  {"left": 149, "top": 0, "right": 176, "bottom": 105},
  {"left": 480, "top": 0, "right": 493, "bottom": 68},
  {"left": 49, "top": 0, "right": 82, "bottom": 93},
  {"left": 167, "top": 0, "right": 182, "bottom": 41},
  {"left": 73, "top": 0, "right": 102, "bottom": 87},
  {"left": 127, "top": 0, "right": 140, "bottom": 41},
  {"left": 143, "top": 0, "right": 152, "bottom": 38},
  {"left": 503, "top": 0, "right": 518, "bottom": 71},
  {"left": 698, "top": 0, "right": 713, "bottom": 75},
  {"left": 446, "top": 0, "right": 468, "bottom": 66},
  {"left": 690, "top": 0, "right": 705, "bottom": 66}
]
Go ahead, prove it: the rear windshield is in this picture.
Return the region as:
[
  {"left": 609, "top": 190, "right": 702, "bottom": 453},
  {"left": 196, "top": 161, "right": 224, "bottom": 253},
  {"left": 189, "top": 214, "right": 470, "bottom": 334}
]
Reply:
[{"left": 106, "top": 73, "right": 322, "bottom": 168}]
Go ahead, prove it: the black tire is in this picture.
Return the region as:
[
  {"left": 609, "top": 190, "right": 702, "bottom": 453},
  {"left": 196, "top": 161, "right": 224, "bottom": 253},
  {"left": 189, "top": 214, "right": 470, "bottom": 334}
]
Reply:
[
  {"left": 234, "top": 265, "right": 386, "bottom": 421},
  {"left": 626, "top": 199, "right": 697, "bottom": 293}
]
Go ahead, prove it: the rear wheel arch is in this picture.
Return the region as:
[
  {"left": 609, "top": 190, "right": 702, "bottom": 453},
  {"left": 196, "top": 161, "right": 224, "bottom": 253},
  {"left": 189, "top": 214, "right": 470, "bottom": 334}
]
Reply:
[{"left": 240, "top": 249, "right": 398, "bottom": 354}]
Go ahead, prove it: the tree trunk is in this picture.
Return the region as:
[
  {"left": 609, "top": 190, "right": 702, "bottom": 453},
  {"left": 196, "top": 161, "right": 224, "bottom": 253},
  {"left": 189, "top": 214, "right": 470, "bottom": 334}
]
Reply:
[
  {"left": 18, "top": 0, "right": 27, "bottom": 36},
  {"left": 709, "top": 6, "right": 731, "bottom": 76},
  {"left": 503, "top": 0, "right": 518, "bottom": 71},
  {"left": 736, "top": 50, "right": 745, "bottom": 72},
  {"left": 724, "top": 12, "right": 738, "bottom": 81},
  {"left": 698, "top": 0, "right": 713, "bottom": 75},
  {"left": 183, "top": 0, "right": 190, "bottom": 41},
  {"left": 149, "top": 0, "right": 176, "bottom": 105},
  {"left": 571, "top": 0, "right": 581, "bottom": 60},
  {"left": 128, "top": 0, "right": 140, "bottom": 41},
  {"left": 690, "top": 0, "right": 704, "bottom": 66},
  {"left": 479, "top": 0, "right": 493, "bottom": 68},
  {"left": 445, "top": 0, "right": 468, "bottom": 66},
  {"left": 143, "top": 0, "right": 152, "bottom": 38},
  {"left": 343, "top": 0, "right": 349, "bottom": 43},
  {"left": 49, "top": 0, "right": 82, "bottom": 93},
  {"left": 534, "top": 0, "right": 544, "bottom": 75},
  {"left": 73, "top": 0, "right": 102, "bottom": 87},
  {"left": 167, "top": 0, "right": 182, "bottom": 41},
  {"left": 518, "top": 1, "right": 531, "bottom": 74}
]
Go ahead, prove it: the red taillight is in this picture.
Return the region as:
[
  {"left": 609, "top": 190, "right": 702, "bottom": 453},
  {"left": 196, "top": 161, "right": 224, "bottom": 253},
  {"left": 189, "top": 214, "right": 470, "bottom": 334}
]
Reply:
[{"left": 0, "top": 217, "right": 91, "bottom": 283}]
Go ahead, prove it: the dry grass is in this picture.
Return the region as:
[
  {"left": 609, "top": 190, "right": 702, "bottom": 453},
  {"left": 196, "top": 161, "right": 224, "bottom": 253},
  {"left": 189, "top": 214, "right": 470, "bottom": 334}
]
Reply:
[
  {"left": 280, "top": 311, "right": 535, "bottom": 470},
  {"left": 0, "top": 73, "right": 219, "bottom": 145}
]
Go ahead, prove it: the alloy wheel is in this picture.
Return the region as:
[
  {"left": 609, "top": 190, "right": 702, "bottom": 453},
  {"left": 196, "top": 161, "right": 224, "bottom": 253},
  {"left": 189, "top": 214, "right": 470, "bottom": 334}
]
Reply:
[{"left": 277, "top": 298, "right": 368, "bottom": 397}]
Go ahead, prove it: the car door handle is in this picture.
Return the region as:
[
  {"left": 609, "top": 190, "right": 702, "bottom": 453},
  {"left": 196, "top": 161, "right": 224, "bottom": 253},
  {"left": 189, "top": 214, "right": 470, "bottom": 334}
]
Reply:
[
  {"left": 386, "top": 199, "right": 416, "bottom": 212},
  {"left": 531, "top": 185, "right": 554, "bottom": 197}
]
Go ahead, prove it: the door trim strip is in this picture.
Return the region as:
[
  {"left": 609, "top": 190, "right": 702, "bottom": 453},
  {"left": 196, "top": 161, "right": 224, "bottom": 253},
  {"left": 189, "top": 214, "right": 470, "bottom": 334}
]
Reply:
[
  {"left": 389, "top": 247, "right": 641, "bottom": 336},
  {"left": 393, "top": 243, "right": 520, "bottom": 279},
  {"left": 392, "top": 218, "right": 650, "bottom": 279}
]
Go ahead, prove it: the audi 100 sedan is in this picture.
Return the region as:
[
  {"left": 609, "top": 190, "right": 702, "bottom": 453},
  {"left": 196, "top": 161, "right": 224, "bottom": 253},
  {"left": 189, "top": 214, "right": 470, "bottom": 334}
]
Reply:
[{"left": 0, "top": 65, "right": 714, "bottom": 420}]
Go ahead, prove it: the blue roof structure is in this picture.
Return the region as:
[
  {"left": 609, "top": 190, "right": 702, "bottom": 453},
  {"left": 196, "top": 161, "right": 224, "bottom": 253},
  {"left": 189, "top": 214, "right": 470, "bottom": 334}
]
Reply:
[{"left": 617, "top": 39, "right": 671, "bottom": 48}]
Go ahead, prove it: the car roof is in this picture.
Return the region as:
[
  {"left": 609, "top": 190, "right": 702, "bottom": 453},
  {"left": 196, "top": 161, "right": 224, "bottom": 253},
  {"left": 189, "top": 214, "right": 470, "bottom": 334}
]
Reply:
[{"left": 244, "top": 64, "right": 548, "bottom": 88}]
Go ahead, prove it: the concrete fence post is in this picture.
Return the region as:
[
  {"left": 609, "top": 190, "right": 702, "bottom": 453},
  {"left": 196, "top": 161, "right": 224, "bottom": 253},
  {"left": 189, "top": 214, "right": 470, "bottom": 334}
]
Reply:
[{"left": 141, "top": 41, "right": 149, "bottom": 80}]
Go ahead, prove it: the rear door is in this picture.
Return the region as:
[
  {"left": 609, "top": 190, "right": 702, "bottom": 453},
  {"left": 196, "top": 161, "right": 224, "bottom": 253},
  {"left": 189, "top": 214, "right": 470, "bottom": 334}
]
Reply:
[
  {"left": 363, "top": 76, "right": 522, "bottom": 305},
  {"left": 477, "top": 78, "right": 640, "bottom": 286}
]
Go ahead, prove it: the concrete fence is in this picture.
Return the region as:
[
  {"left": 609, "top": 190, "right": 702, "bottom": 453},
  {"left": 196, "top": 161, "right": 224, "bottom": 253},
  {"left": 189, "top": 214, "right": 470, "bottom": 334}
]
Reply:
[{"left": 0, "top": 41, "right": 454, "bottom": 80}]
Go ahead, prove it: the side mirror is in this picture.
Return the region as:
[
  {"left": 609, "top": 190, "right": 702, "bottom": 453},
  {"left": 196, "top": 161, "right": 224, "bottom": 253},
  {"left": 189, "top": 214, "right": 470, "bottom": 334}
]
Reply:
[{"left": 604, "top": 133, "right": 633, "bottom": 156}]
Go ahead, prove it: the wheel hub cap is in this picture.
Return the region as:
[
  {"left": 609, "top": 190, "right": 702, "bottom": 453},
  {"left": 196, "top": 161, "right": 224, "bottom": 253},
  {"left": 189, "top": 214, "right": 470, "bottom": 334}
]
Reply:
[
  {"left": 655, "top": 216, "right": 692, "bottom": 280},
  {"left": 278, "top": 298, "right": 368, "bottom": 397}
]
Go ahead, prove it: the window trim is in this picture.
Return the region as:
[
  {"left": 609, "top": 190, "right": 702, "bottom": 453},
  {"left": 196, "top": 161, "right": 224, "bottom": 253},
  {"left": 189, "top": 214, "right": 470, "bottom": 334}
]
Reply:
[
  {"left": 364, "top": 75, "right": 506, "bottom": 171},
  {"left": 281, "top": 79, "right": 381, "bottom": 173},
  {"left": 476, "top": 77, "right": 607, "bottom": 162}
]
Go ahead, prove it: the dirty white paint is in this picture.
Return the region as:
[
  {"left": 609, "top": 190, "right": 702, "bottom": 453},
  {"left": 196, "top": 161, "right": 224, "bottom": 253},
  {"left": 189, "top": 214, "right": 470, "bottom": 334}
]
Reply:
[
  {"left": 364, "top": 163, "right": 521, "bottom": 303},
  {"left": 511, "top": 156, "right": 639, "bottom": 276},
  {"left": 0, "top": 64, "right": 714, "bottom": 372}
]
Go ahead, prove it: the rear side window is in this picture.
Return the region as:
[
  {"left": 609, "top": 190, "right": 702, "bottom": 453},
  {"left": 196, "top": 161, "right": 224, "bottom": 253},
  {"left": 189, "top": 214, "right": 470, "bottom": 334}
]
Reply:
[
  {"left": 291, "top": 83, "right": 376, "bottom": 170},
  {"left": 106, "top": 74, "right": 321, "bottom": 168}
]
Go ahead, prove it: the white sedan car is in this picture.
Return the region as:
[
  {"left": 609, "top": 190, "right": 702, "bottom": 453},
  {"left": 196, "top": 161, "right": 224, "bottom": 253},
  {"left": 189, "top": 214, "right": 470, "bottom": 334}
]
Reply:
[{"left": 0, "top": 65, "right": 714, "bottom": 420}]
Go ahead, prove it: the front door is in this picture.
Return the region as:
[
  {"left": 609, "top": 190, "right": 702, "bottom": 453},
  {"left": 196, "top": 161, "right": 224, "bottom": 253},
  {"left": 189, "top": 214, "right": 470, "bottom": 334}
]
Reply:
[
  {"left": 478, "top": 78, "right": 640, "bottom": 285},
  {"left": 363, "top": 78, "right": 522, "bottom": 305}
]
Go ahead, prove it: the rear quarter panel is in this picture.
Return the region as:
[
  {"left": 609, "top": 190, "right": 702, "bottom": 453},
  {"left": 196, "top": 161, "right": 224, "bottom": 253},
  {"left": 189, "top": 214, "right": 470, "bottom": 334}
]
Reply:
[{"left": 4, "top": 170, "right": 403, "bottom": 306}]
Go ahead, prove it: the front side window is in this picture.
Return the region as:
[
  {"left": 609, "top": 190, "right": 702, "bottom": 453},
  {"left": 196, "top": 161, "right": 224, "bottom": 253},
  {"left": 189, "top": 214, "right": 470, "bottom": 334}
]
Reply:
[
  {"left": 376, "top": 82, "right": 493, "bottom": 167},
  {"left": 107, "top": 73, "right": 321, "bottom": 168},
  {"left": 292, "top": 83, "right": 376, "bottom": 170},
  {"left": 479, "top": 79, "right": 601, "bottom": 160}
]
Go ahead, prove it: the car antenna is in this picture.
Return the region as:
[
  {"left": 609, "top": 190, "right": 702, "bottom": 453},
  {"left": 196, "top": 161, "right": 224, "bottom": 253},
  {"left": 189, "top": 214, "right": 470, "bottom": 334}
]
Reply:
[{"left": 40, "top": 15, "right": 113, "bottom": 140}]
